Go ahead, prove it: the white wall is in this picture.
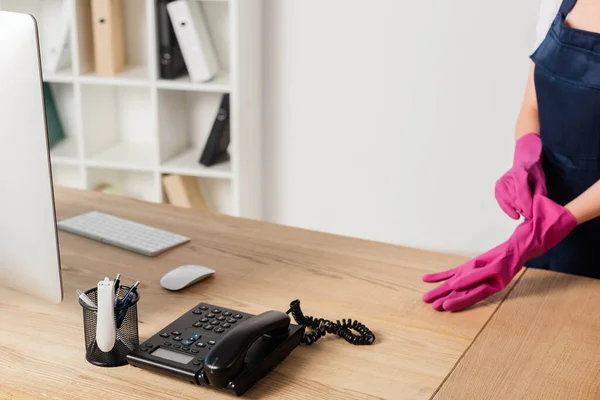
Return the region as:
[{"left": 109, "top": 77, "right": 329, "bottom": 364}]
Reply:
[{"left": 262, "top": 0, "right": 542, "bottom": 256}]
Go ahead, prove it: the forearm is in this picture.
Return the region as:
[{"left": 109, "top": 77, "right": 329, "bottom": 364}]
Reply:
[
  {"left": 514, "top": 62, "right": 540, "bottom": 141},
  {"left": 565, "top": 180, "right": 600, "bottom": 224}
]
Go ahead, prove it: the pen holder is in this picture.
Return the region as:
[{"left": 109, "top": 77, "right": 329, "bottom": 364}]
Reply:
[{"left": 79, "top": 286, "right": 140, "bottom": 367}]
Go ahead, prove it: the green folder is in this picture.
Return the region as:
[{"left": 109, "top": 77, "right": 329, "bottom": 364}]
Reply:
[{"left": 43, "top": 82, "right": 65, "bottom": 149}]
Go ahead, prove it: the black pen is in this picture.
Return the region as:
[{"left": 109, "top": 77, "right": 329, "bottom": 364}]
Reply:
[
  {"left": 113, "top": 273, "right": 121, "bottom": 295},
  {"left": 122, "top": 281, "right": 140, "bottom": 305}
]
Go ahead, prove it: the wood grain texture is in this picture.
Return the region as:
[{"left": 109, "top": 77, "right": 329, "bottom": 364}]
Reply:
[
  {"left": 0, "top": 187, "right": 515, "bottom": 400},
  {"left": 434, "top": 268, "right": 600, "bottom": 400}
]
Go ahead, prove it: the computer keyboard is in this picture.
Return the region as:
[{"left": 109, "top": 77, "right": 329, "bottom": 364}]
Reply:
[{"left": 57, "top": 211, "right": 190, "bottom": 256}]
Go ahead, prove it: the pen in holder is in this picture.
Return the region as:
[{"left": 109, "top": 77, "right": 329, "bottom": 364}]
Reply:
[{"left": 79, "top": 285, "right": 140, "bottom": 367}]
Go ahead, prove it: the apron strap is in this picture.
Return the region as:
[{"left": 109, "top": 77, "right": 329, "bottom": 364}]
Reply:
[{"left": 559, "top": 0, "right": 577, "bottom": 17}]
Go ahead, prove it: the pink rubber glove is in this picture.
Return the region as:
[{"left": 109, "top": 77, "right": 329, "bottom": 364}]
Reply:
[
  {"left": 422, "top": 195, "right": 576, "bottom": 311},
  {"left": 495, "top": 133, "right": 547, "bottom": 220}
]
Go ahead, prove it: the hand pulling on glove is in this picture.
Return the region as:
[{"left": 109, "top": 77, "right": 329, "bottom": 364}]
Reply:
[
  {"left": 422, "top": 195, "right": 576, "bottom": 311},
  {"left": 495, "top": 133, "right": 547, "bottom": 220}
]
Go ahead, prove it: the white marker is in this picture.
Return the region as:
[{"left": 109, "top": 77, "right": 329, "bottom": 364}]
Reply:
[{"left": 96, "top": 277, "right": 116, "bottom": 352}]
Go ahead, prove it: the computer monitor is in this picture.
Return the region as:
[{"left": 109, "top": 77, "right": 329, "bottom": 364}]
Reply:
[{"left": 0, "top": 11, "right": 63, "bottom": 303}]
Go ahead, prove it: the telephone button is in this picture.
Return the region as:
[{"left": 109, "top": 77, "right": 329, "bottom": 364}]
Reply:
[
  {"left": 182, "top": 340, "right": 193, "bottom": 346},
  {"left": 164, "top": 342, "right": 172, "bottom": 346},
  {"left": 193, "top": 361, "right": 203, "bottom": 366},
  {"left": 193, "top": 322, "right": 202, "bottom": 327},
  {"left": 191, "top": 333, "right": 201, "bottom": 340},
  {"left": 191, "top": 349, "right": 199, "bottom": 354},
  {"left": 223, "top": 311, "right": 232, "bottom": 316},
  {"left": 200, "top": 305, "right": 208, "bottom": 310},
  {"left": 221, "top": 323, "right": 231, "bottom": 328},
  {"left": 182, "top": 348, "right": 190, "bottom": 352},
  {"left": 207, "top": 313, "right": 215, "bottom": 318},
  {"left": 173, "top": 336, "right": 183, "bottom": 341},
  {"left": 226, "top": 318, "right": 236, "bottom": 324},
  {"left": 192, "top": 310, "right": 202, "bottom": 315},
  {"left": 140, "top": 347, "right": 148, "bottom": 352},
  {"left": 144, "top": 343, "right": 153, "bottom": 348},
  {"left": 172, "top": 344, "right": 181, "bottom": 349},
  {"left": 210, "top": 320, "right": 219, "bottom": 326},
  {"left": 207, "top": 340, "right": 216, "bottom": 345},
  {"left": 215, "top": 328, "right": 225, "bottom": 333},
  {"left": 171, "top": 331, "right": 182, "bottom": 336},
  {"left": 212, "top": 309, "right": 221, "bottom": 314},
  {"left": 200, "top": 317, "right": 209, "bottom": 323},
  {"left": 159, "top": 332, "right": 169, "bottom": 338},
  {"left": 196, "top": 342, "right": 206, "bottom": 348},
  {"left": 204, "top": 325, "right": 214, "bottom": 331},
  {"left": 216, "top": 316, "right": 226, "bottom": 321},
  {"left": 233, "top": 314, "right": 243, "bottom": 319}
]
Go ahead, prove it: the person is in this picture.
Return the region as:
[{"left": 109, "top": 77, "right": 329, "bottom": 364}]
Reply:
[{"left": 422, "top": 0, "right": 600, "bottom": 312}]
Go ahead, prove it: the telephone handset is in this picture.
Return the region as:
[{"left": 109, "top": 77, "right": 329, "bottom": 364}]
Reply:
[
  {"left": 201, "top": 310, "right": 292, "bottom": 388},
  {"left": 127, "top": 301, "right": 374, "bottom": 396}
]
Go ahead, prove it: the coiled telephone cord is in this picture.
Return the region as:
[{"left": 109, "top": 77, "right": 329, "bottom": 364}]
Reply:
[{"left": 286, "top": 299, "right": 375, "bottom": 346}]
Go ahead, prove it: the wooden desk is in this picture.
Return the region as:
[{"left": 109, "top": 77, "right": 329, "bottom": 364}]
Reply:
[
  {"left": 0, "top": 188, "right": 514, "bottom": 400},
  {"left": 434, "top": 268, "right": 600, "bottom": 400}
]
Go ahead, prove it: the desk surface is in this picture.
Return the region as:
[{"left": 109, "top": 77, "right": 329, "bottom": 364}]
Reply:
[
  {"left": 434, "top": 268, "right": 600, "bottom": 400},
  {"left": 0, "top": 188, "right": 513, "bottom": 400}
]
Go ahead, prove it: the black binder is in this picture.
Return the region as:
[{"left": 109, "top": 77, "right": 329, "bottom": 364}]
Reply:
[
  {"left": 199, "top": 94, "right": 230, "bottom": 167},
  {"left": 156, "top": 0, "right": 187, "bottom": 79}
]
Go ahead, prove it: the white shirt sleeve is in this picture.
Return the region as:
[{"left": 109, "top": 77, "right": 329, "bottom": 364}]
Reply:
[{"left": 533, "top": 0, "right": 562, "bottom": 52}]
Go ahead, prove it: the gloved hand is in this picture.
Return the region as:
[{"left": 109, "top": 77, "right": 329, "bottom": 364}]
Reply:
[
  {"left": 495, "top": 133, "right": 547, "bottom": 220},
  {"left": 422, "top": 195, "right": 577, "bottom": 311}
]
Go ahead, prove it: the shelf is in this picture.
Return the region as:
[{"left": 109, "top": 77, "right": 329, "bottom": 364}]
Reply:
[
  {"left": 156, "top": 70, "right": 231, "bottom": 93},
  {"left": 86, "top": 142, "right": 157, "bottom": 171},
  {"left": 87, "top": 167, "right": 159, "bottom": 203},
  {"left": 51, "top": 165, "right": 84, "bottom": 189},
  {"left": 161, "top": 148, "right": 231, "bottom": 178},
  {"left": 79, "top": 65, "right": 150, "bottom": 87},
  {"left": 50, "top": 137, "right": 80, "bottom": 165},
  {"left": 43, "top": 67, "right": 74, "bottom": 83}
]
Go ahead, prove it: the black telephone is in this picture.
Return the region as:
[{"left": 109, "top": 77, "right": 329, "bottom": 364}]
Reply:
[{"left": 127, "top": 301, "right": 374, "bottom": 396}]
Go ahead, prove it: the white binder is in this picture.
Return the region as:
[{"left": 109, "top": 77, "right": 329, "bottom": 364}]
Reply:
[
  {"left": 42, "top": 1, "right": 72, "bottom": 74},
  {"left": 167, "top": 0, "right": 220, "bottom": 82}
]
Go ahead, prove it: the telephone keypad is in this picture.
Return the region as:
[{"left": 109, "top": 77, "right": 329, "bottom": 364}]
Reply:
[{"left": 132, "top": 303, "right": 255, "bottom": 378}]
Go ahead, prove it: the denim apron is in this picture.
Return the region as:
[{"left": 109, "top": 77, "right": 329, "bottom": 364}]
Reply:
[{"left": 528, "top": 0, "right": 600, "bottom": 278}]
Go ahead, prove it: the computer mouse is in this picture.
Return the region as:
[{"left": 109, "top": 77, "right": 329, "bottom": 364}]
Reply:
[{"left": 160, "top": 265, "right": 215, "bottom": 291}]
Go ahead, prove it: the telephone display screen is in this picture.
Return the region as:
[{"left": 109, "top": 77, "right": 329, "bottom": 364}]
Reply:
[{"left": 151, "top": 347, "right": 195, "bottom": 364}]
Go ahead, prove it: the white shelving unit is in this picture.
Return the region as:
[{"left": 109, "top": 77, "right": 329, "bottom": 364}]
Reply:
[{"left": 0, "top": 0, "right": 262, "bottom": 219}]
